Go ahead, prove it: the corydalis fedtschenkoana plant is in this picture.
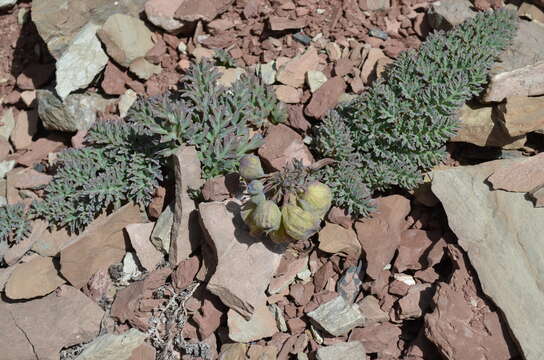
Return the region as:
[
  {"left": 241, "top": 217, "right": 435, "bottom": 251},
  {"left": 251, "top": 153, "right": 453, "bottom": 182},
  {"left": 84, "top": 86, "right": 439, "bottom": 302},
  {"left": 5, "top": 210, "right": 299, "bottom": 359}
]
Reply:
[
  {"left": 315, "top": 9, "right": 518, "bottom": 217},
  {"left": 32, "top": 121, "right": 163, "bottom": 233},
  {"left": 0, "top": 204, "right": 31, "bottom": 251},
  {"left": 129, "top": 61, "right": 286, "bottom": 179}
]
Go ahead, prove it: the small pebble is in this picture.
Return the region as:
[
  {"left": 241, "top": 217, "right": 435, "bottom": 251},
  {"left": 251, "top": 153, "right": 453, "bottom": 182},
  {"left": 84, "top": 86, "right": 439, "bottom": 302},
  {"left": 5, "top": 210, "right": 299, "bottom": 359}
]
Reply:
[
  {"left": 369, "top": 28, "right": 389, "bottom": 40},
  {"left": 293, "top": 32, "right": 312, "bottom": 46}
]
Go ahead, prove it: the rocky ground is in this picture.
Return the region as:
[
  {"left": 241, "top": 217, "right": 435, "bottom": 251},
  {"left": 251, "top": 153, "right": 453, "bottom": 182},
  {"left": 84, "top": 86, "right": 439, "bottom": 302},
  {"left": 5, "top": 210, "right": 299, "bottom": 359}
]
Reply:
[{"left": 1, "top": 0, "right": 544, "bottom": 359}]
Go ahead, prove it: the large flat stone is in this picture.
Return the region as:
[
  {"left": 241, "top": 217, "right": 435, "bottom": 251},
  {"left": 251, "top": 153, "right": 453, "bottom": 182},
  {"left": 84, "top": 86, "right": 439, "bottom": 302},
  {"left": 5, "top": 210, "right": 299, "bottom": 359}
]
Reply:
[
  {"left": 483, "top": 21, "right": 544, "bottom": 102},
  {"left": 201, "top": 201, "right": 284, "bottom": 320},
  {"left": 5, "top": 255, "right": 65, "bottom": 299},
  {"left": 75, "top": 328, "right": 147, "bottom": 360},
  {"left": 307, "top": 296, "right": 365, "bottom": 336},
  {"left": 432, "top": 160, "right": 544, "bottom": 360}
]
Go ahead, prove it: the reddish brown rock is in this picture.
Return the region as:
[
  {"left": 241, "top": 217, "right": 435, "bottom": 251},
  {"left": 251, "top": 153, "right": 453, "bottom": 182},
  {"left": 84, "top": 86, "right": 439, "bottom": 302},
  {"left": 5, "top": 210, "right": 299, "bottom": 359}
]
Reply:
[
  {"left": 276, "top": 47, "right": 320, "bottom": 88},
  {"left": 269, "top": 16, "right": 306, "bottom": 31},
  {"left": 488, "top": 153, "right": 544, "bottom": 192},
  {"left": 0, "top": 285, "right": 103, "bottom": 360},
  {"left": 327, "top": 206, "right": 354, "bottom": 229},
  {"left": 304, "top": 77, "right": 346, "bottom": 119},
  {"left": 102, "top": 62, "right": 130, "bottom": 95},
  {"left": 313, "top": 261, "right": 335, "bottom": 292},
  {"left": 202, "top": 174, "right": 240, "bottom": 201},
  {"left": 5, "top": 255, "right": 65, "bottom": 300},
  {"left": 228, "top": 305, "right": 278, "bottom": 342},
  {"left": 193, "top": 297, "right": 224, "bottom": 339},
  {"left": 148, "top": 186, "right": 166, "bottom": 219},
  {"left": 111, "top": 267, "right": 172, "bottom": 327},
  {"left": 10, "top": 110, "right": 38, "bottom": 150},
  {"left": 358, "top": 295, "right": 389, "bottom": 325},
  {"left": 349, "top": 323, "right": 401, "bottom": 357},
  {"left": 7, "top": 167, "right": 52, "bottom": 189},
  {"left": 397, "top": 283, "right": 434, "bottom": 320},
  {"left": 83, "top": 269, "right": 114, "bottom": 304},
  {"left": 424, "top": 245, "right": 518, "bottom": 360},
  {"left": 394, "top": 229, "right": 436, "bottom": 272},
  {"left": 388, "top": 279, "right": 410, "bottom": 297},
  {"left": 258, "top": 124, "right": 314, "bottom": 171},
  {"left": 318, "top": 222, "right": 361, "bottom": 258},
  {"left": 0, "top": 137, "right": 10, "bottom": 161},
  {"left": 16, "top": 136, "right": 64, "bottom": 167},
  {"left": 274, "top": 85, "right": 302, "bottom": 104},
  {"left": 334, "top": 58, "right": 354, "bottom": 77},
  {"left": 269, "top": 254, "right": 309, "bottom": 294},
  {"left": 173, "top": 256, "right": 200, "bottom": 290},
  {"left": 286, "top": 317, "right": 306, "bottom": 334},
  {"left": 60, "top": 203, "right": 146, "bottom": 288},
  {"left": 145, "top": 0, "right": 186, "bottom": 33},
  {"left": 287, "top": 104, "right": 311, "bottom": 132},
  {"left": 354, "top": 195, "right": 411, "bottom": 279},
  {"left": 175, "top": 0, "right": 233, "bottom": 22}
]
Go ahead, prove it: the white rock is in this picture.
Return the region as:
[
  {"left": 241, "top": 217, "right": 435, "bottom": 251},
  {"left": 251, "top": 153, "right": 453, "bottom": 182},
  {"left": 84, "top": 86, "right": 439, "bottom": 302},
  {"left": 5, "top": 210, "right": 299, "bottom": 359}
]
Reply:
[
  {"left": 316, "top": 341, "right": 367, "bottom": 360},
  {"left": 257, "top": 61, "right": 276, "bottom": 85},
  {"left": 118, "top": 89, "right": 138, "bottom": 118},
  {"left": 0, "top": 0, "right": 16, "bottom": 10},
  {"left": 0, "top": 108, "right": 15, "bottom": 141},
  {"left": 307, "top": 296, "right": 365, "bottom": 336},
  {"left": 306, "top": 70, "right": 327, "bottom": 93},
  {"left": 0, "top": 160, "right": 16, "bottom": 179},
  {"left": 129, "top": 58, "right": 162, "bottom": 80},
  {"left": 55, "top": 23, "right": 108, "bottom": 99}
]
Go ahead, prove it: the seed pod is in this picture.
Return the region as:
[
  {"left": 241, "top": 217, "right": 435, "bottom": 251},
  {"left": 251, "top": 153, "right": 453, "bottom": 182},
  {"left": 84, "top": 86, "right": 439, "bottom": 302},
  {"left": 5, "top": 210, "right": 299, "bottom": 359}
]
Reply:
[
  {"left": 252, "top": 200, "right": 281, "bottom": 234},
  {"left": 299, "top": 182, "right": 332, "bottom": 219},
  {"left": 239, "top": 154, "right": 265, "bottom": 181},
  {"left": 269, "top": 223, "right": 292, "bottom": 244},
  {"left": 247, "top": 179, "right": 265, "bottom": 195},
  {"left": 281, "top": 202, "right": 321, "bottom": 241}
]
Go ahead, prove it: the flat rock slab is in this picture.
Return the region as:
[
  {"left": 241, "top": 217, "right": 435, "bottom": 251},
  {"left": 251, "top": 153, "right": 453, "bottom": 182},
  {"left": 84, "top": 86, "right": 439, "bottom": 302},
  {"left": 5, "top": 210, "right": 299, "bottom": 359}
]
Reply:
[
  {"left": 483, "top": 20, "right": 544, "bottom": 102},
  {"left": 488, "top": 153, "right": 544, "bottom": 192},
  {"left": 5, "top": 255, "right": 65, "bottom": 299},
  {"left": 307, "top": 295, "right": 365, "bottom": 336},
  {"left": 201, "top": 201, "right": 284, "bottom": 320},
  {"left": 75, "top": 328, "right": 147, "bottom": 360},
  {"left": 316, "top": 341, "right": 367, "bottom": 360},
  {"left": 228, "top": 306, "right": 278, "bottom": 343},
  {"left": 61, "top": 203, "right": 146, "bottom": 288},
  {"left": 432, "top": 160, "right": 544, "bottom": 360},
  {"left": 0, "top": 285, "right": 103, "bottom": 360}
]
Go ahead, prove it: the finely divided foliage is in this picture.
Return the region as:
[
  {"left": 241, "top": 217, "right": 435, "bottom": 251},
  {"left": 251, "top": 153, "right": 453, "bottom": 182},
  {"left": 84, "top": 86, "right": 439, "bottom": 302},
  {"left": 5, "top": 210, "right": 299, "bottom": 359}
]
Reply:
[
  {"left": 0, "top": 204, "right": 31, "bottom": 251},
  {"left": 315, "top": 9, "right": 517, "bottom": 216},
  {"left": 28, "top": 60, "right": 285, "bottom": 234}
]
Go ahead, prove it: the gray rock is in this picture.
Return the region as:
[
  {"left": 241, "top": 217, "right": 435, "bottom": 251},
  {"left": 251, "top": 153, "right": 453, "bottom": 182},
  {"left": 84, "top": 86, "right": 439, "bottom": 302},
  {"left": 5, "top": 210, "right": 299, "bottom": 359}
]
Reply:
[
  {"left": 150, "top": 201, "right": 174, "bottom": 253},
  {"left": 201, "top": 201, "right": 284, "bottom": 320},
  {"left": 269, "top": 303, "right": 288, "bottom": 332},
  {"left": 450, "top": 103, "right": 526, "bottom": 149},
  {"left": 432, "top": 161, "right": 544, "bottom": 360},
  {"left": 0, "top": 108, "right": 15, "bottom": 141},
  {"left": 428, "top": 0, "right": 476, "bottom": 31},
  {"left": 37, "top": 89, "right": 114, "bottom": 132},
  {"left": 129, "top": 58, "right": 162, "bottom": 80},
  {"left": 306, "top": 70, "right": 327, "bottom": 93},
  {"left": 483, "top": 21, "right": 544, "bottom": 102},
  {"left": 75, "top": 328, "right": 146, "bottom": 360},
  {"left": 97, "top": 13, "right": 155, "bottom": 68},
  {"left": 316, "top": 341, "right": 367, "bottom": 360},
  {"left": 307, "top": 296, "right": 365, "bottom": 336},
  {"left": 0, "top": 0, "right": 16, "bottom": 10},
  {"left": 358, "top": 295, "right": 389, "bottom": 325},
  {"left": 118, "top": 89, "right": 138, "bottom": 118},
  {"left": 32, "top": 0, "right": 146, "bottom": 59},
  {"left": 0, "top": 160, "right": 16, "bottom": 179},
  {"left": 257, "top": 61, "right": 276, "bottom": 85},
  {"left": 144, "top": 0, "right": 186, "bottom": 33},
  {"left": 55, "top": 23, "right": 108, "bottom": 99}
]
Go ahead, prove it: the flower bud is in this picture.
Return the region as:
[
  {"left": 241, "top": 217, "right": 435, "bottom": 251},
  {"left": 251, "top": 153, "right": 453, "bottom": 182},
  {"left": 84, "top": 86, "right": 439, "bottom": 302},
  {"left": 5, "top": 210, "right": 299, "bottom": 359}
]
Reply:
[
  {"left": 299, "top": 182, "right": 332, "bottom": 219},
  {"left": 239, "top": 154, "right": 265, "bottom": 181},
  {"left": 252, "top": 200, "right": 281, "bottom": 234},
  {"left": 281, "top": 203, "right": 321, "bottom": 241}
]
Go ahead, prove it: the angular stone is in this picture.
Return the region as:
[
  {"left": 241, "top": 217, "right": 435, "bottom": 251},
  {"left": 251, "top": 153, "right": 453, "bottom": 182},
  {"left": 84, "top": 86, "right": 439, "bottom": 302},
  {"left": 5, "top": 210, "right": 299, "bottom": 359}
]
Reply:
[
  {"left": 518, "top": 2, "right": 544, "bottom": 23},
  {"left": 316, "top": 341, "right": 367, "bottom": 360},
  {"left": 0, "top": 108, "right": 15, "bottom": 141},
  {"left": 305, "top": 77, "right": 346, "bottom": 119},
  {"left": 425, "top": 245, "right": 518, "bottom": 360},
  {"left": 258, "top": 124, "right": 314, "bottom": 171},
  {"left": 398, "top": 283, "right": 434, "bottom": 320},
  {"left": 126, "top": 222, "right": 164, "bottom": 271},
  {"left": 487, "top": 153, "right": 544, "bottom": 192},
  {"left": 5, "top": 255, "right": 65, "bottom": 299},
  {"left": 483, "top": 21, "right": 544, "bottom": 102},
  {"left": 268, "top": 255, "right": 308, "bottom": 294},
  {"left": 428, "top": 0, "right": 475, "bottom": 31},
  {"left": 307, "top": 296, "right": 365, "bottom": 336},
  {"left": 269, "top": 16, "right": 306, "bottom": 31},
  {"left": 228, "top": 306, "right": 278, "bottom": 343},
  {"left": 432, "top": 160, "right": 544, "bottom": 360},
  {"left": 247, "top": 344, "right": 278, "bottom": 360},
  {"left": 16, "top": 136, "right": 64, "bottom": 167},
  {"left": 193, "top": 296, "right": 224, "bottom": 339},
  {"left": 276, "top": 47, "right": 320, "bottom": 88},
  {"left": 32, "top": 0, "right": 146, "bottom": 59},
  {"left": 0, "top": 285, "right": 103, "bottom": 360},
  {"left": 336, "top": 263, "right": 364, "bottom": 304},
  {"left": 61, "top": 203, "right": 146, "bottom": 288},
  {"left": 218, "top": 343, "right": 248, "bottom": 359},
  {"left": 349, "top": 323, "right": 401, "bottom": 356},
  {"left": 7, "top": 167, "right": 52, "bottom": 189},
  {"left": 360, "top": 48, "right": 386, "bottom": 83},
  {"left": 102, "top": 62, "right": 129, "bottom": 95},
  {"left": 172, "top": 256, "right": 200, "bottom": 290},
  {"left": 97, "top": 14, "right": 155, "bottom": 68},
  {"left": 495, "top": 95, "right": 544, "bottom": 137},
  {"left": 450, "top": 103, "right": 526, "bottom": 149},
  {"left": 354, "top": 195, "right": 411, "bottom": 279},
  {"left": 359, "top": 0, "right": 390, "bottom": 11},
  {"left": 394, "top": 229, "right": 435, "bottom": 272},
  {"left": 3, "top": 220, "right": 48, "bottom": 266},
  {"left": 151, "top": 201, "right": 174, "bottom": 253},
  {"left": 55, "top": 23, "right": 108, "bottom": 99},
  {"left": 257, "top": 61, "right": 276, "bottom": 85},
  {"left": 216, "top": 67, "right": 246, "bottom": 88},
  {"left": 145, "top": 0, "right": 186, "bottom": 33},
  {"left": 201, "top": 201, "right": 284, "bottom": 320},
  {"left": 169, "top": 146, "right": 203, "bottom": 266},
  {"left": 174, "top": 0, "right": 233, "bottom": 22},
  {"left": 274, "top": 85, "right": 302, "bottom": 104},
  {"left": 129, "top": 58, "right": 162, "bottom": 80},
  {"left": 10, "top": 110, "right": 38, "bottom": 150},
  {"left": 358, "top": 295, "right": 389, "bottom": 325},
  {"left": 37, "top": 89, "right": 114, "bottom": 132},
  {"left": 75, "top": 329, "right": 147, "bottom": 360},
  {"left": 318, "top": 222, "right": 361, "bottom": 258},
  {"left": 119, "top": 89, "right": 138, "bottom": 118}
]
